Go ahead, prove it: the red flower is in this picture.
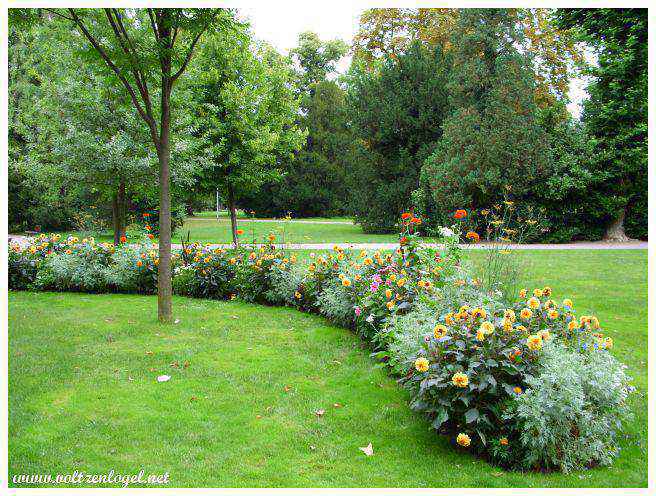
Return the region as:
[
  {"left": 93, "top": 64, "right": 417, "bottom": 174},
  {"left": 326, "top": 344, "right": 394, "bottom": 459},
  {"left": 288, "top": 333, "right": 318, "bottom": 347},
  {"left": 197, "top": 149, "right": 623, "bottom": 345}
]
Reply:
[
  {"left": 411, "top": 217, "right": 422, "bottom": 225},
  {"left": 454, "top": 209, "right": 467, "bottom": 219},
  {"left": 236, "top": 229, "right": 244, "bottom": 235},
  {"left": 143, "top": 213, "right": 150, "bottom": 218},
  {"left": 465, "top": 231, "right": 480, "bottom": 243},
  {"left": 120, "top": 235, "right": 127, "bottom": 243},
  {"left": 147, "top": 233, "right": 154, "bottom": 239},
  {"left": 401, "top": 212, "right": 412, "bottom": 220},
  {"left": 400, "top": 236, "right": 408, "bottom": 245},
  {"left": 145, "top": 225, "right": 152, "bottom": 231}
]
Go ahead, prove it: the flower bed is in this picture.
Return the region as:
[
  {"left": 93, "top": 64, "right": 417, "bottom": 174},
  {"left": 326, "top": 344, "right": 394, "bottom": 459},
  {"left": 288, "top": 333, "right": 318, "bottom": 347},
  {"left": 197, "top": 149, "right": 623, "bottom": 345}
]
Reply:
[{"left": 8, "top": 210, "right": 633, "bottom": 473}]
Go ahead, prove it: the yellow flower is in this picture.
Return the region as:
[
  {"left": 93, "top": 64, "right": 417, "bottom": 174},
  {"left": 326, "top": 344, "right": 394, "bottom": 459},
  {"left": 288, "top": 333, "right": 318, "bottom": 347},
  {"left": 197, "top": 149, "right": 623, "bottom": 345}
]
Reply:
[
  {"left": 548, "top": 310, "right": 559, "bottom": 320},
  {"left": 520, "top": 308, "right": 533, "bottom": 320},
  {"left": 513, "top": 386, "right": 523, "bottom": 394},
  {"left": 397, "top": 278, "right": 406, "bottom": 287},
  {"left": 542, "top": 286, "right": 552, "bottom": 297},
  {"left": 456, "top": 433, "right": 471, "bottom": 447},
  {"left": 539, "top": 330, "right": 551, "bottom": 341},
  {"left": 533, "top": 288, "right": 543, "bottom": 298},
  {"left": 472, "top": 308, "right": 487, "bottom": 319},
  {"left": 528, "top": 297, "right": 540, "bottom": 310},
  {"left": 445, "top": 313, "right": 455, "bottom": 326},
  {"left": 459, "top": 305, "right": 470, "bottom": 314},
  {"left": 363, "top": 258, "right": 373, "bottom": 266},
  {"left": 515, "top": 325, "right": 527, "bottom": 333},
  {"left": 354, "top": 274, "right": 361, "bottom": 281},
  {"left": 389, "top": 273, "right": 397, "bottom": 282},
  {"left": 590, "top": 316, "right": 600, "bottom": 329},
  {"left": 479, "top": 321, "right": 494, "bottom": 334},
  {"left": 385, "top": 289, "right": 392, "bottom": 299},
  {"left": 568, "top": 319, "right": 580, "bottom": 331},
  {"left": 476, "top": 329, "right": 486, "bottom": 341},
  {"left": 519, "top": 288, "right": 528, "bottom": 298},
  {"left": 308, "top": 263, "right": 316, "bottom": 272},
  {"left": 229, "top": 257, "right": 237, "bottom": 264},
  {"left": 604, "top": 337, "right": 613, "bottom": 349},
  {"left": 294, "top": 291, "right": 302, "bottom": 299},
  {"left": 504, "top": 309, "right": 516, "bottom": 323},
  {"left": 342, "top": 278, "right": 351, "bottom": 287},
  {"left": 502, "top": 318, "right": 513, "bottom": 332},
  {"left": 433, "top": 324, "right": 448, "bottom": 339},
  {"left": 414, "top": 357, "right": 429, "bottom": 372},
  {"left": 527, "top": 334, "right": 543, "bottom": 351},
  {"left": 268, "top": 234, "right": 276, "bottom": 242},
  {"left": 386, "top": 301, "right": 395, "bottom": 311},
  {"left": 452, "top": 372, "right": 469, "bottom": 388},
  {"left": 563, "top": 298, "right": 573, "bottom": 308}
]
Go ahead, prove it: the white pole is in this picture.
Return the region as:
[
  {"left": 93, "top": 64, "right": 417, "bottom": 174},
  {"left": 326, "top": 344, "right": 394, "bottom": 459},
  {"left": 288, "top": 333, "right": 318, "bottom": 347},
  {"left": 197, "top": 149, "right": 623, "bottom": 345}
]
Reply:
[{"left": 216, "top": 188, "right": 219, "bottom": 220}]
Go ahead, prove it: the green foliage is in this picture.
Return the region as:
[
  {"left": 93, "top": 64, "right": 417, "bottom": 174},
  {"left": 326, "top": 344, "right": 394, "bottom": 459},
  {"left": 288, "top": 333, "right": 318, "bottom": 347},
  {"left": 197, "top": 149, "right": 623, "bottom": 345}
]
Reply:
[
  {"left": 513, "top": 341, "right": 632, "bottom": 472},
  {"left": 557, "top": 9, "right": 647, "bottom": 239},
  {"left": 347, "top": 43, "right": 450, "bottom": 232},
  {"left": 421, "top": 9, "right": 551, "bottom": 229}
]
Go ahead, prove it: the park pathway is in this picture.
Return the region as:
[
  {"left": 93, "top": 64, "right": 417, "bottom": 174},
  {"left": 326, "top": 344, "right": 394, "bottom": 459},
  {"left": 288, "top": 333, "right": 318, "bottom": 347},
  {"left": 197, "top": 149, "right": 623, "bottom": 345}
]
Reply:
[{"left": 7, "top": 234, "right": 647, "bottom": 250}]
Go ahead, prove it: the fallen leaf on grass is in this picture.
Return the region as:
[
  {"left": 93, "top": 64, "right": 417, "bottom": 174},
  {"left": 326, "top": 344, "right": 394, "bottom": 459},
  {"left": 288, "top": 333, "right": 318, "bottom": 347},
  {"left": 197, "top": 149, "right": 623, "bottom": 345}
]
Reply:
[
  {"left": 359, "top": 443, "right": 374, "bottom": 456},
  {"left": 256, "top": 414, "right": 263, "bottom": 419},
  {"left": 314, "top": 409, "right": 326, "bottom": 417},
  {"left": 284, "top": 385, "right": 292, "bottom": 392},
  {"left": 157, "top": 375, "right": 171, "bottom": 383},
  {"left": 183, "top": 361, "right": 190, "bottom": 369},
  {"left": 332, "top": 360, "right": 341, "bottom": 365},
  {"left": 492, "top": 472, "right": 505, "bottom": 477},
  {"left": 231, "top": 315, "right": 239, "bottom": 319},
  {"left": 145, "top": 351, "right": 154, "bottom": 356},
  {"left": 190, "top": 396, "right": 198, "bottom": 402},
  {"left": 170, "top": 361, "right": 179, "bottom": 368},
  {"left": 333, "top": 403, "right": 342, "bottom": 408}
]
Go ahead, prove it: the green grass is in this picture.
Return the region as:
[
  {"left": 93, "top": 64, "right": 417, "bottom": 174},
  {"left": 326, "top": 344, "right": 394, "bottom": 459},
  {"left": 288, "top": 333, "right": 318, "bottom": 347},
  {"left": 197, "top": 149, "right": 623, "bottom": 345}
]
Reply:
[
  {"left": 8, "top": 250, "right": 647, "bottom": 487},
  {"left": 194, "top": 210, "right": 354, "bottom": 222}
]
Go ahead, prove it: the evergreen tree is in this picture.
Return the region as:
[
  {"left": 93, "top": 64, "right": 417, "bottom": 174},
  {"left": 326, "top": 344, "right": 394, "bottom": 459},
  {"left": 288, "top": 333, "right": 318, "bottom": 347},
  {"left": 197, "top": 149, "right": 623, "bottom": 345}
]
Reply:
[{"left": 421, "top": 9, "right": 551, "bottom": 226}]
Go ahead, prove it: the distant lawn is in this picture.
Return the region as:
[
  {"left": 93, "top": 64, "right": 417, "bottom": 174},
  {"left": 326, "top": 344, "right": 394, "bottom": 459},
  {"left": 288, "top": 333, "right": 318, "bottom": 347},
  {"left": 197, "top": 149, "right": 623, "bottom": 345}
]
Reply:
[
  {"left": 193, "top": 210, "right": 354, "bottom": 222},
  {"left": 8, "top": 249, "right": 647, "bottom": 488}
]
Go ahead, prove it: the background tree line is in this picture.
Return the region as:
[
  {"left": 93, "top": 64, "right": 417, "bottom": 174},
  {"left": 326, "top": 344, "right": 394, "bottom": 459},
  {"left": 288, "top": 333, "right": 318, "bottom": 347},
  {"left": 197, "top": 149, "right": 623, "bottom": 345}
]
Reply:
[{"left": 10, "top": 7, "right": 648, "bottom": 245}]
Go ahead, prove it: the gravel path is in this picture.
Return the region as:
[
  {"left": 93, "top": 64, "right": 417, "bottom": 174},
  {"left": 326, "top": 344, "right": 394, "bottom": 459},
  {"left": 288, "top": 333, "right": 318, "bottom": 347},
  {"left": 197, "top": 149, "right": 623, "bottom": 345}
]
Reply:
[{"left": 8, "top": 234, "right": 647, "bottom": 251}]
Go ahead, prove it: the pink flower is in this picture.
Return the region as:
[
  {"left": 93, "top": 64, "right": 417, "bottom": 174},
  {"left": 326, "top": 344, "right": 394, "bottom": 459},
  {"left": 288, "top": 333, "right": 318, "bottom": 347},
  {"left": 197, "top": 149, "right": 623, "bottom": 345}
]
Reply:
[{"left": 355, "top": 306, "right": 361, "bottom": 317}]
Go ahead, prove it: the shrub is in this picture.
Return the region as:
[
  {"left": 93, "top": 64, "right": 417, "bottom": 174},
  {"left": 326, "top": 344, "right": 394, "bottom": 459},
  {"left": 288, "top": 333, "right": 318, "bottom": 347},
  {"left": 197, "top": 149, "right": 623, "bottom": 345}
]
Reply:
[{"left": 511, "top": 341, "right": 632, "bottom": 472}]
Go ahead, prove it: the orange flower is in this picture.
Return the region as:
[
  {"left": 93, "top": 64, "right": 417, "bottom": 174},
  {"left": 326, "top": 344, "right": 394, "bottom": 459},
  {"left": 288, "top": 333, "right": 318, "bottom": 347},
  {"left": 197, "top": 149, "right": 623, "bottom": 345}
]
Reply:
[
  {"left": 465, "top": 231, "right": 480, "bottom": 242},
  {"left": 143, "top": 213, "right": 150, "bottom": 218},
  {"left": 136, "top": 260, "right": 143, "bottom": 267},
  {"left": 454, "top": 209, "right": 467, "bottom": 219},
  {"left": 120, "top": 235, "right": 127, "bottom": 243},
  {"left": 145, "top": 225, "right": 152, "bottom": 231},
  {"left": 400, "top": 236, "right": 408, "bottom": 245},
  {"left": 147, "top": 234, "right": 154, "bottom": 239},
  {"left": 401, "top": 212, "right": 412, "bottom": 220},
  {"left": 236, "top": 229, "right": 244, "bottom": 235},
  {"left": 410, "top": 217, "right": 422, "bottom": 225}
]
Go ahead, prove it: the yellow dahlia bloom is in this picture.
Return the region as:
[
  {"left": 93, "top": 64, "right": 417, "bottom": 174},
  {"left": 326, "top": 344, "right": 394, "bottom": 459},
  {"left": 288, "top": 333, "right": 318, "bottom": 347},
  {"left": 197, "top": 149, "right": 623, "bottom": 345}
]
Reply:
[
  {"left": 472, "top": 308, "right": 487, "bottom": 319},
  {"left": 568, "top": 319, "right": 580, "bottom": 331},
  {"left": 519, "top": 288, "right": 528, "bottom": 298},
  {"left": 479, "top": 321, "right": 494, "bottom": 334},
  {"left": 452, "top": 372, "right": 469, "bottom": 388},
  {"left": 604, "top": 337, "right": 613, "bottom": 349},
  {"left": 542, "top": 286, "right": 552, "bottom": 297},
  {"left": 528, "top": 297, "right": 540, "bottom": 310},
  {"left": 590, "top": 316, "right": 600, "bottom": 329},
  {"left": 397, "top": 278, "right": 406, "bottom": 287},
  {"left": 342, "top": 278, "right": 352, "bottom": 287},
  {"left": 527, "top": 334, "right": 543, "bottom": 351},
  {"left": 414, "top": 357, "right": 429, "bottom": 372},
  {"left": 504, "top": 309, "right": 516, "bottom": 323},
  {"left": 445, "top": 313, "right": 455, "bottom": 326},
  {"left": 548, "top": 310, "right": 559, "bottom": 320},
  {"left": 539, "top": 330, "right": 551, "bottom": 341},
  {"left": 533, "top": 288, "right": 543, "bottom": 297},
  {"left": 385, "top": 289, "right": 393, "bottom": 299},
  {"left": 520, "top": 308, "right": 533, "bottom": 320},
  {"left": 386, "top": 301, "right": 395, "bottom": 310},
  {"left": 563, "top": 298, "right": 573, "bottom": 308},
  {"left": 476, "top": 329, "right": 486, "bottom": 341},
  {"left": 456, "top": 433, "right": 471, "bottom": 447},
  {"left": 434, "top": 324, "right": 448, "bottom": 339}
]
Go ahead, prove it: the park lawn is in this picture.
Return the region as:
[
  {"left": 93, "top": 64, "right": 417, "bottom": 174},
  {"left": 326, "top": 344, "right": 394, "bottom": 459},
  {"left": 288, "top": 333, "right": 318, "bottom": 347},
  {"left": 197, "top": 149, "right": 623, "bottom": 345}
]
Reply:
[
  {"left": 194, "top": 210, "right": 354, "bottom": 222},
  {"left": 174, "top": 217, "right": 403, "bottom": 244},
  {"left": 8, "top": 250, "right": 647, "bottom": 488}
]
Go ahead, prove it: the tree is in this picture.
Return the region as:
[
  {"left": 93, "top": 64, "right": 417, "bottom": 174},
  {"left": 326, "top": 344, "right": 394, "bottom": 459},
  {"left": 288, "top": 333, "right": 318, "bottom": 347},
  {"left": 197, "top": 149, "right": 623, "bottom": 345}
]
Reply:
[
  {"left": 192, "top": 28, "right": 305, "bottom": 245},
  {"left": 556, "top": 9, "right": 648, "bottom": 240},
  {"left": 347, "top": 42, "right": 450, "bottom": 232},
  {"left": 28, "top": 8, "right": 234, "bottom": 322},
  {"left": 289, "top": 31, "right": 348, "bottom": 94},
  {"left": 421, "top": 9, "right": 551, "bottom": 226},
  {"left": 353, "top": 8, "right": 583, "bottom": 109}
]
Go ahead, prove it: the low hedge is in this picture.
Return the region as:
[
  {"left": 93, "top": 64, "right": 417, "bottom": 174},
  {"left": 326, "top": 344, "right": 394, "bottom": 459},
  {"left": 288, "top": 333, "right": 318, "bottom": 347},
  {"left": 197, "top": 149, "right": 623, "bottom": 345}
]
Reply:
[{"left": 8, "top": 214, "right": 633, "bottom": 473}]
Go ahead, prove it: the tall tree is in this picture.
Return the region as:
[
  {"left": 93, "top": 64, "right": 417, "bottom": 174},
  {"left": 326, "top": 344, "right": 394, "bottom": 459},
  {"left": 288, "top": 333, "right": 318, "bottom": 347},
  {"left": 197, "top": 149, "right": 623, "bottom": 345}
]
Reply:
[
  {"left": 347, "top": 42, "right": 450, "bottom": 232},
  {"left": 557, "top": 9, "right": 648, "bottom": 240},
  {"left": 353, "top": 8, "right": 583, "bottom": 109},
  {"left": 289, "top": 31, "right": 348, "bottom": 94},
  {"left": 29, "top": 8, "right": 234, "bottom": 322},
  {"left": 192, "top": 29, "right": 305, "bottom": 245},
  {"left": 421, "top": 9, "right": 551, "bottom": 224}
]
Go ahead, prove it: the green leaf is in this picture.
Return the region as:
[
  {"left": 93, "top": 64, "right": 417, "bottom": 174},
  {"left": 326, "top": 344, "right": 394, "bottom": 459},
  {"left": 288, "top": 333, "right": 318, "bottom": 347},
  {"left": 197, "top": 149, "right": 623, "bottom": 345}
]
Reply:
[{"left": 465, "top": 407, "right": 479, "bottom": 424}]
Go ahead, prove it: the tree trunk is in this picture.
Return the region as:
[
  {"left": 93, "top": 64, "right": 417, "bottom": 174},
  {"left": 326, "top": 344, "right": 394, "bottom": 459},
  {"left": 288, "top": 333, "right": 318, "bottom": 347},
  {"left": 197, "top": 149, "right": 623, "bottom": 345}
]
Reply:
[
  {"left": 157, "top": 40, "right": 173, "bottom": 323},
  {"left": 111, "top": 181, "right": 127, "bottom": 245},
  {"left": 227, "top": 184, "right": 239, "bottom": 247},
  {"left": 603, "top": 206, "right": 630, "bottom": 242}
]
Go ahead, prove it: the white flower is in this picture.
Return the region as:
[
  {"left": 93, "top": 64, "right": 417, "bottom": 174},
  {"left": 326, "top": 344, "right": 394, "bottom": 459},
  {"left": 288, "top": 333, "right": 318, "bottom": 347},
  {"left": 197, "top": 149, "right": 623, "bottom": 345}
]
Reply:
[
  {"left": 438, "top": 226, "right": 455, "bottom": 238},
  {"left": 366, "top": 314, "right": 374, "bottom": 323}
]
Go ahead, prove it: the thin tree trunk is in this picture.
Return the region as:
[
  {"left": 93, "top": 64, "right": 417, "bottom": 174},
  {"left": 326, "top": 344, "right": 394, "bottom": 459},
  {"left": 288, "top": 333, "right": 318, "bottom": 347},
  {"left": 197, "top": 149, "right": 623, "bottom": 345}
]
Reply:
[
  {"left": 604, "top": 206, "right": 629, "bottom": 242},
  {"left": 111, "top": 181, "right": 127, "bottom": 245},
  {"left": 157, "top": 37, "right": 173, "bottom": 323},
  {"left": 227, "top": 184, "right": 239, "bottom": 247}
]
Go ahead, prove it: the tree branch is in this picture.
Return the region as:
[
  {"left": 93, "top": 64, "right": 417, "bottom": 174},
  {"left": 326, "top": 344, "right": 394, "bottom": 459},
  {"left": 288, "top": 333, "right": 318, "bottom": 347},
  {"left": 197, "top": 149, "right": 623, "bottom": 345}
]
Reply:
[
  {"left": 171, "top": 27, "right": 206, "bottom": 83},
  {"left": 67, "top": 9, "right": 160, "bottom": 145}
]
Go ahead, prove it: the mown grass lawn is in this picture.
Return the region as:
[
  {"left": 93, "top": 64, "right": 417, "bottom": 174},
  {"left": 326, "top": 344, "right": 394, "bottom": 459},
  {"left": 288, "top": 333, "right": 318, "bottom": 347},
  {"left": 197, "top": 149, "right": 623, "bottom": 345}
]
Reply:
[{"left": 8, "top": 250, "right": 647, "bottom": 488}]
